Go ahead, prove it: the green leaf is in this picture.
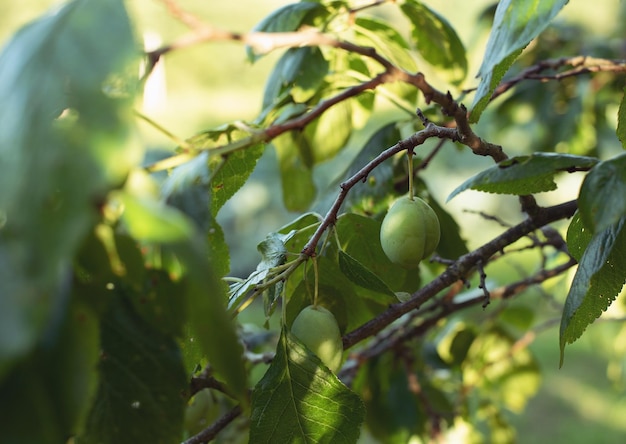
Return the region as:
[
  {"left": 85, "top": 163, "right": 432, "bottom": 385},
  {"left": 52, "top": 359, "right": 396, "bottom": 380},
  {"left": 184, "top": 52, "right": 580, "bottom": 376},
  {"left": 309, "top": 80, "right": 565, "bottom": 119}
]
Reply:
[
  {"left": 352, "top": 353, "right": 425, "bottom": 442},
  {"left": 578, "top": 153, "right": 626, "bottom": 233},
  {"left": 80, "top": 295, "right": 187, "bottom": 444},
  {"left": 447, "top": 153, "right": 598, "bottom": 201},
  {"left": 342, "top": 123, "right": 400, "bottom": 211},
  {"left": 249, "top": 330, "right": 365, "bottom": 443},
  {"left": 273, "top": 131, "right": 317, "bottom": 211},
  {"left": 335, "top": 213, "right": 418, "bottom": 294},
  {"left": 0, "top": 0, "right": 137, "bottom": 375},
  {"left": 304, "top": 99, "right": 353, "bottom": 164},
  {"left": 353, "top": 17, "right": 417, "bottom": 72},
  {"left": 0, "top": 300, "right": 100, "bottom": 443},
  {"left": 262, "top": 47, "right": 329, "bottom": 109},
  {"left": 185, "top": 125, "right": 265, "bottom": 215},
  {"left": 247, "top": 2, "right": 326, "bottom": 62},
  {"left": 117, "top": 191, "right": 195, "bottom": 243},
  {"left": 400, "top": 0, "right": 467, "bottom": 84},
  {"left": 426, "top": 193, "right": 469, "bottom": 259},
  {"left": 470, "top": 0, "right": 569, "bottom": 122},
  {"left": 465, "top": 326, "right": 540, "bottom": 413},
  {"left": 566, "top": 211, "right": 593, "bottom": 262},
  {"left": 560, "top": 216, "right": 626, "bottom": 365},
  {"left": 176, "top": 243, "right": 249, "bottom": 406},
  {"left": 338, "top": 250, "right": 396, "bottom": 298},
  {"left": 617, "top": 88, "right": 626, "bottom": 149}
]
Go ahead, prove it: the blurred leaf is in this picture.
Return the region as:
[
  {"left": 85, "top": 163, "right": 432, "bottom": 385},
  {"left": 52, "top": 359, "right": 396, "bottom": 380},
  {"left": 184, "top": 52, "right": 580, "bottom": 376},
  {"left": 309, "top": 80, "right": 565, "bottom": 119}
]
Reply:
[
  {"left": 117, "top": 191, "right": 194, "bottom": 243},
  {"left": 578, "top": 153, "right": 626, "bottom": 233},
  {"left": 247, "top": 2, "right": 326, "bottom": 62},
  {"left": 1, "top": 300, "right": 100, "bottom": 443},
  {"left": 464, "top": 326, "right": 540, "bottom": 413},
  {"left": 400, "top": 0, "right": 468, "bottom": 84},
  {"left": 338, "top": 250, "right": 396, "bottom": 298},
  {"left": 447, "top": 153, "right": 597, "bottom": 201},
  {"left": 426, "top": 193, "right": 469, "bottom": 259},
  {"left": 162, "top": 152, "right": 211, "bottom": 231},
  {"left": 353, "top": 17, "right": 417, "bottom": 72},
  {"left": 129, "top": 269, "right": 186, "bottom": 338},
  {"left": 436, "top": 322, "right": 476, "bottom": 367},
  {"left": 618, "top": 88, "right": 626, "bottom": 149},
  {"left": 273, "top": 131, "right": 317, "bottom": 211},
  {"left": 499, "top": 305, "right": 535, "bottom": 331},
  {"left": 263, "top": 47, "right": 329, "bottom": 109},
  {"left": 80, "top": 295, "right": 187, "bottom": 444},
  {"left": 0, "top": 0, "right": 137, "bottom": 376},
  {"left": 353, "top": 353, "right": 424, "bottom": 443},
  {"left": 304, "top": 99, "right": 352, "bottom": 164},
  {"left": 470, "top": 0, "right": 569, "bottom": 122},
  {"left": 175, "top": 242, "right": 248, "bottom": 405},
  {"left": 560, "top": 217, "right": 626, "bottom": 365},
  {"left": 250, "top": 330, "right": 365, "bottom": 443}
]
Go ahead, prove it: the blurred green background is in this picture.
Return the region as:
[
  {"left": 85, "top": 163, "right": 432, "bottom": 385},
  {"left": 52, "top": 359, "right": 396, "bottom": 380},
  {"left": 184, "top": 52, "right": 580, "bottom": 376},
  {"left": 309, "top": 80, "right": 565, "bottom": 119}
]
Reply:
[{"left": 2, "top": 1, "right": 625, "bottom": 442}]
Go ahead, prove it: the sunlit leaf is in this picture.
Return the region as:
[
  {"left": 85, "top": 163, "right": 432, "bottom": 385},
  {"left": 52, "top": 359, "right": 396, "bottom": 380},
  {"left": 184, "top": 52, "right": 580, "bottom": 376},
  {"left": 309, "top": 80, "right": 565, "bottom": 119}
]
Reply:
[
  {"left": 272, "top": 131, "right": 317, "bottom": 211},
  {"left": 250, "top": 330, "right": 365, "bottom": 443},
  {"left": 185, "top": 125, "right": 265, "bottom": 215},
  {"left": 447, "top": 153, "right": 597, "bottom": 201},
  {"left": 247, "top": 2, "right": 326, "bottom": 62},
  {"left": 304, "top": 99, "right": 352, "bottom": 164},
  {"left": 464, "top": 326, "right": 540, "bottom": 413},
  {"left": 117, "top": 191, "right": 194, "bottom": 243},
  {"left": 401, "top": 0, "right": 467, "bottom": 84},
  {"left": 262, "top": 47, "right": 329, "bottom": 109},
  {"left": 353, "top": 17, "right": 417, "bottom": 72},
  {"left": 470, "top": 0, "right": 569, "bottom": 122}
]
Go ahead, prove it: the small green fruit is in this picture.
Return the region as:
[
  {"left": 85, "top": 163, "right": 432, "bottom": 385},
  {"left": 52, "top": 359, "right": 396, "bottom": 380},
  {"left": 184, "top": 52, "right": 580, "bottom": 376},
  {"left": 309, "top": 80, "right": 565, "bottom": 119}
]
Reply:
[
  {"left": 291, "top": 305, "right": 343, "bottom": 372},
  {"left": 380, "top": 196, "right": 440, "bottom": 268}
]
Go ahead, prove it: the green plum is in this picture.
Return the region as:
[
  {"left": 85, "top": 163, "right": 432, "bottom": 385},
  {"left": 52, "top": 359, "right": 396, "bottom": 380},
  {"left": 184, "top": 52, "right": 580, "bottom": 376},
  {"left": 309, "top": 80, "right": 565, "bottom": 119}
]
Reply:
[
  {"left": 291, "top": 305, "right": 343, "bottom": 372},
  {"left": 380, "top": 196, "right": 440, "bottom": 268}
]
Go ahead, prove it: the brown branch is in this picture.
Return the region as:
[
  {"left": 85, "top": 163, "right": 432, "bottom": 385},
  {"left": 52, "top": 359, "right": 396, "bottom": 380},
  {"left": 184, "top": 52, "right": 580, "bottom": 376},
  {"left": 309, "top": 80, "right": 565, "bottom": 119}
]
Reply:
[
  {"left": 342, "top": 200, "right": 578, "bottom": 351},
  {"left": 339, "top": 256, "right": 577, "bottom": 384},
  {"left": 301, "top": 124, "right": 459, "bottom": 256},
  {"left": 183, "top": 405, "right": 243, "bottom": 444},
  {"left": 490, "top": 56, "right": 626, "bottom": 101}
]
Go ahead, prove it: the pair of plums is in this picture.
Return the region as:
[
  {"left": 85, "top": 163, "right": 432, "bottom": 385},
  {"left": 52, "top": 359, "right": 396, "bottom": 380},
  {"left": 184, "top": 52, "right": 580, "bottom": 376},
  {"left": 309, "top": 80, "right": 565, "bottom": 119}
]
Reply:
[{"left": 291, "top": 196, "right": 440, "bottom": 372}]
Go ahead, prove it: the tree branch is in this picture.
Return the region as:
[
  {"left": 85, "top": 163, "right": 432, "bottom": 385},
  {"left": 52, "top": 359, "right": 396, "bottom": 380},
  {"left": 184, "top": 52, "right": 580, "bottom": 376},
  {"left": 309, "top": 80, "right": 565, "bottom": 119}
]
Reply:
[
  {"left": 301, "top": 123, "right": 459, "bottom": 256},
  {"left": 342, "top": 200, "right": 578, "bottom": 350}
]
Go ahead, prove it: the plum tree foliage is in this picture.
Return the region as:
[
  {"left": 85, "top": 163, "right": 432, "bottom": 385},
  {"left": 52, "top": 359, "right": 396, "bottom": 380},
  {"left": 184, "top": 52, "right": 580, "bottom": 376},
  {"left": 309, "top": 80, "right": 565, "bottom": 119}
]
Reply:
[{"left": 1, "top": 0, "right": 626, "bottom": 443}]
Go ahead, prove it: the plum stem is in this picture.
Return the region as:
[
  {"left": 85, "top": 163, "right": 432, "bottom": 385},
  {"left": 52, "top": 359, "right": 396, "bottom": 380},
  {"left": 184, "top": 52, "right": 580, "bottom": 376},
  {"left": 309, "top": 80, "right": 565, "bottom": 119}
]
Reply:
[{"left": 407, "top": 150, "right": 415, "bottom": 200}]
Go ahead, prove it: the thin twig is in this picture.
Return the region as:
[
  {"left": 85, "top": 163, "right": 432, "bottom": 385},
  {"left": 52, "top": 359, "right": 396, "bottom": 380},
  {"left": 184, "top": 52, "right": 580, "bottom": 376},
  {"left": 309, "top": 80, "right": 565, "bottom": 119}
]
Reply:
[{"left": 183, "top": 405, "right": 243, "bottom": 444}]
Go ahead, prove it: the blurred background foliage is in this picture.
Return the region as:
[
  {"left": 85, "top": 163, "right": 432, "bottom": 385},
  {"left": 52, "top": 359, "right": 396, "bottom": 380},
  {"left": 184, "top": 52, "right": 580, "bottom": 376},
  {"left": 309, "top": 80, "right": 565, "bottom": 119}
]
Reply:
[{"left": 2, "top": 1, "right": 626, "bottom": 442}]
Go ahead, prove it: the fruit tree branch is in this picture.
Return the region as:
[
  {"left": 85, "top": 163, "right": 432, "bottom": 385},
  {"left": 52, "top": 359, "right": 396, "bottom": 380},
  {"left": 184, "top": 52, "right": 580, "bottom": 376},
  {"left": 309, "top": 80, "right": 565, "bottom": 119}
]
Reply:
[{"left": 342, "top": 199, "right": 578, "bottom": 350}]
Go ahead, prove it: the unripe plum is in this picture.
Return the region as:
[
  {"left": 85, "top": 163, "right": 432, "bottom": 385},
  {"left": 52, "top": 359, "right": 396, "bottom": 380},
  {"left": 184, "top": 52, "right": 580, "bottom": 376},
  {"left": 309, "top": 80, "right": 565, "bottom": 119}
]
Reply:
[
  {"left": 379, "top": 196, "right": 440, "bottom": 268},
  {"left": 290, "top": 305, "right": 343, "bottom": 372}
]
